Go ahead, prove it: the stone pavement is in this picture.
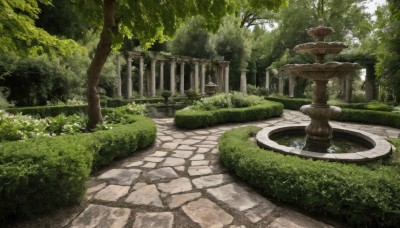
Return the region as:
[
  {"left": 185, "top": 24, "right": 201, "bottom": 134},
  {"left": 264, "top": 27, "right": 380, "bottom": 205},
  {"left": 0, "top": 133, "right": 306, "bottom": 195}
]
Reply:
[{"left": 65, "top": 110, "right": 400, "bottom": 228}]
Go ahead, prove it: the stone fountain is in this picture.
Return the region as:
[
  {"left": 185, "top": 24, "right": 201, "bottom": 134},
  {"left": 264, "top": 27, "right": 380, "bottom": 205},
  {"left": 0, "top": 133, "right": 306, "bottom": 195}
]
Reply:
[{"left": 256, "top": 20, "right": 392, "bottom": 162}]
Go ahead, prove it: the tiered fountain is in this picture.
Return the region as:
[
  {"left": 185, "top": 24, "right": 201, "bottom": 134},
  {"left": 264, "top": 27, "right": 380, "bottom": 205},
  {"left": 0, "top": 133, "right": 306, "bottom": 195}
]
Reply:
[{"left": 256, "top": 20, "right": 392, "bottom": 162}]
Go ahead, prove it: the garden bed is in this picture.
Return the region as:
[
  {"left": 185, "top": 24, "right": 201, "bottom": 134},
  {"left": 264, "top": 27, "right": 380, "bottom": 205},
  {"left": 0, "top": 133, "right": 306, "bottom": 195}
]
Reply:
[
  {"left": 219, "top": 126, "right": 400, "bottom": 227},
  {"left": 174, "top": 100, "right": 283, "bottom": 129},
  {"left": 0, "top": 114, "right": 156, "bottom": 222}
]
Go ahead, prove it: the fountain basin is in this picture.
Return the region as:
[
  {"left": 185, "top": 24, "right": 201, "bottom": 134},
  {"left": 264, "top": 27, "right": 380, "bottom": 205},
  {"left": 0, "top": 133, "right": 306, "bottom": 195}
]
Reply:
[
  {"left": 256, "top": 124, "right": 392, "bottom": 162},
  {"left": 295, "top": 42, "right": 347, "bottom": 55},
  {"left": 283, "top": 62, "right": 359, "bottom": 80}
]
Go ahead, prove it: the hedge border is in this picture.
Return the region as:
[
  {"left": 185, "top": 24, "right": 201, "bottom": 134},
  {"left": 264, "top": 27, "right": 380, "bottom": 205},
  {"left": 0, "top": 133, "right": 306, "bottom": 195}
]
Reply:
[
  {"left": 0, "top": 115, "right": 156, "bottom": 222},
  {"left": 174, "top": 100, "right": 283, "bottom": 129},
  {"left": 219, "top": 126, "right": 400, "bottom": 227}
]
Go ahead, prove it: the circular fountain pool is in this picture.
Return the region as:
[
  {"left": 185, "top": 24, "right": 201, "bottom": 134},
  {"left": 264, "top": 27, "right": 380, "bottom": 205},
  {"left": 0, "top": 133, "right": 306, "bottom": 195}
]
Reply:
[{"left": 256, "top": 124, "right": 392, "bottom": 162}]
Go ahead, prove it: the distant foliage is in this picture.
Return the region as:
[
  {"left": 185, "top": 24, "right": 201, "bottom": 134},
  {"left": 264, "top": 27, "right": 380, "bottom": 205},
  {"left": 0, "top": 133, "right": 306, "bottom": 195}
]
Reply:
[{"left": 104, "top": 102, "right": 146, "bottom": 124}]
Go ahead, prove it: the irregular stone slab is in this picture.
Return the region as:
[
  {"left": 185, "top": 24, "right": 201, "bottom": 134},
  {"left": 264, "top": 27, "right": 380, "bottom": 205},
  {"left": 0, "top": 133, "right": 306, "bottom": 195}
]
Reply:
[
  {"left": 172, "top": 133, "right": 186, "bottom": 139},
  {"left": 125, "top": 184, "right": 163, "bottom": 208},
  {"left": 182, "top": 198, "right": 233, "bottom": 228},
  {"left": 162, "top": 157, "right": 185, "bottom": 167},
  {"left": 147, "top": 167, "right": 178, "bottom": 181},
  {"left": 125, "top": 161, "right": 144, "bottom": 167},
  {"left": 168, "top": 192, "right": 202, "bottom": 209},
  {"left": 192, "top": 174, "right": 233, "bottom": 189},
  {"left": 150, "top": 151, "right": 169, "bottom": 157},
  {"left": 201, "top": 140, "right": 218, "bottom": 145},
  {"left": 177, "top": 145, "right": 197, "bottom": 150},
  {"left": 172, "top": 150, "right": 193, "bottom": 158},
  {"left": 70, "top": 204, "right": 130, "bottom": 228},
  {"left": 244, "top": 201, "right": 276, "bottom": 223},
  {"left": 206, "top": 136, "right": 219, "bottom": 141},
  {"left": 93, "top": 185, "right": 129, "bottom": 201},
  {"left": 268, "top": 210, "right": 333, "bottom": 228},
  {"left": 192, "top": 136, "right": 207, "bottom": 140},
  {"left": 190, "top": 154, "right": 205, "bottom": 160},
  {"left": 157, "top": 177, "right": 192, "bottom": 194},
  {"left": 207, "top": 183, "right": 263, "bottom": 211},
  {"left": 191, "top": 160, "right": 210, "bottom": 166},
  {"left": 161, "top": 142, "right": 179, "bottom": 149},
  {"left": 86, "top": 182, "right": 106, "bottom": 198},
  {"left": 196, "top": 148, "right": 210, "bottom": 153},
  {"left": 132, "top": 212, "right": 174, "bottom": 228},
  {"left": 179, "top": 139, "right": 201, "bottom": 145},
  {"left": 144, "top": 157, "right": 165, "bottom": 163},
  {"left": 132, "top": 182, "right": 148, "bottom": 190},
  {"left": 230, "top": 226, "right": 246, "bottom": 228},
  {"left": 158, "top": 136, "right": 174, "bottom": 141},
  {"left": 141, "top": 162, "right": 157, "bottom": 168},
  {"left": 98, "top": 169, "right": 141, "bottom": 186},
  {"left": 174, "top": 166, "right": 185, "bottom": 172},
  {"left": 211, "top": 149, "right": 219, "bottom": 154},
  {"left": 188, "top": 166, "right": 213, "bottom": 176}
]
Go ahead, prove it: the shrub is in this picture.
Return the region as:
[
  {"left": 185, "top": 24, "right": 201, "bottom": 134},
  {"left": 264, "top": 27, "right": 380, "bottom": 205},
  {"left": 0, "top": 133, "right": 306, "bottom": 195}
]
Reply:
[
  {"left": 193, "top": 92, "right": 263, "bottom": 111},
  {"left": 265, "top": 96, "right": 311, "bottom": 110},
  {"left": 0, "top": 135, "right": 95, "bottom": 221},
  {"left": 104, "top": 102, "right": 145, "bottom": 124},
  {"left": 175, "top": 100, "right": 283, "bottom": 129},
  {"left": 5, "top": 105, "right": 87, "bottom": 117},
  {"left": 219, "top": 126, "right": 400, "bottom": 227},
  {"left": 332, "top": 109, "right": 400, "bottom": 128},
  {"left": 0, "top": 114, "right": 156, "bottom": 222}
]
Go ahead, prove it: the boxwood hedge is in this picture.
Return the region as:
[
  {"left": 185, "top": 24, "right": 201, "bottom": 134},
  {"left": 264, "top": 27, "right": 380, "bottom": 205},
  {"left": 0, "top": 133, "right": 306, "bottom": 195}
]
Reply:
[
  {"left": 0, "top": 115, "right": 156, "bottom": 222},
  {"left": 174, "top": 100, "right": 283, "bottom": 129},
  {"left": 219, "top": 126, "right": 400, "bottom": 227},
  {"left": 332, "top": 109, "right": 400, "bottom": 129}
]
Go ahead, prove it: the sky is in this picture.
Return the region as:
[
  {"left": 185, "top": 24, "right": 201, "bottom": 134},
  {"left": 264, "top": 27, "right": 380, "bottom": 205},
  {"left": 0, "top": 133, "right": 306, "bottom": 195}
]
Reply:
[{"left": 365, "top": 0, "right": 386, "bottom": 15}]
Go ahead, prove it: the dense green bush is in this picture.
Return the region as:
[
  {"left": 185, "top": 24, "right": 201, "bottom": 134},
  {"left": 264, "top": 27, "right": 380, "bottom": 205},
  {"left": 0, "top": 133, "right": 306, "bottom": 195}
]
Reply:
[
  {"left": 106, "top": 98, "right": 165, "bottom": 108},
  {"left": 5, "top": 105, "right": 87, "bottom": 117},
  {"left": 333, "top": 108, "right": 400, "bottom": 128},
  {"left": 0, "top": 135, "right": 95, "bottom": 221},
  {"left": 175, "top": 100, "right": 282, "bottom": 129},
  {"left": 267, "top": 96, "right": 395, "bottom": 112},
  {"left": 219, "top": 126, "right": 400, "bottom": 227},
  {"left": 0, "top": 115, "right": 156, "bottom": 222},
  {"left": 265, "top": 96, "right": 311, "bottom": 110},
  {"left": 193, "top": 92, "right": 264, "bottom": 111}
]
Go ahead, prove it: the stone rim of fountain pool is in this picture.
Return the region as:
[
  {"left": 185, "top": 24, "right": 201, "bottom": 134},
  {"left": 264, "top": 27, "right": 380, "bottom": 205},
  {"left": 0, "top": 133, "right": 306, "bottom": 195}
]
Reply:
[{"left": 256, "top": 124, "right": 392, "bottom": 162}]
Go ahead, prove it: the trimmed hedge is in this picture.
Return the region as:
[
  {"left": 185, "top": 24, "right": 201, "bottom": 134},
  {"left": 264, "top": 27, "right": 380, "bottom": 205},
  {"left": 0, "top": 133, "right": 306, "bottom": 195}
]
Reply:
[
  {"left": 174, "top": 100, "right": 283, "bottom": 129},
  {"left": 332, "top": 108, "right": 400, "bottom": 128},
  {"left": 0, "top": 115, "right": 156, "bottom": 222},
  {"left": 265, "top": 96, "right": 311, "bottom": 110},
  {"left": 5, "top": 105, "right": 88, "bottom": 117},
  {"left": 219, "top": 126, "right": 400, "bottom": 227},
  {"left": 266, "top": 96, "right": 394, "bottom": 112}
]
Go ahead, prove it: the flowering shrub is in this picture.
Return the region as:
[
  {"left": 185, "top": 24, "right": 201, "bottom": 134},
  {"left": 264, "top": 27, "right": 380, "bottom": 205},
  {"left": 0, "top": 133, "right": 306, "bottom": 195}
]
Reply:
[
  {"left": 104, "top": 102, "right": 145, "bottom": 124},
  {"left": 193, "top": 92, "right": 263, "bottom": 111},
  {"left": 0, "top": 110, "right": 85, "bottom": 142}
]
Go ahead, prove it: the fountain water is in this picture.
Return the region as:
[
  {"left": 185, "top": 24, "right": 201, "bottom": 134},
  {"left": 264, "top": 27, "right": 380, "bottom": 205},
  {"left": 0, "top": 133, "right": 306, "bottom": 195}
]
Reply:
[{"left": 256, "top": 20, "right": 392, "bottom": 162}]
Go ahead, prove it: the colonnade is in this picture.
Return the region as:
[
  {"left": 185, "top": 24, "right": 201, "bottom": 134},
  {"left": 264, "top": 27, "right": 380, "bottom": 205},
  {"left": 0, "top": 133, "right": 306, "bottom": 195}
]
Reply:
[{"left": 115, "top": 51, "right": 230, "bottom": 98}]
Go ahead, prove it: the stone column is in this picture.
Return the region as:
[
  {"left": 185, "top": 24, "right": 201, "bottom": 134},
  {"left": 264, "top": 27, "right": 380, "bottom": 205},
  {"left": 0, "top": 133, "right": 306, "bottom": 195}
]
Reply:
[
  {"left": 170, "top": 59, "right": 176, "bottom": 95},
  {"left": 340, "top": 77, "right": 346, "bottom": 101},
  {"left": 150, "top": 58, "right": 156, "bottom": 97},
  {"left": 116, "top": 55, "right": 122, "bottom": 98},
  {"left": 200, "top": 61, "right": 206, "bottom": 95},
  {"left": 345, "top": 75, "right": 352, "bottom": 103},
  {"left": 365, "top": 65, "right": 376, "bottom": 102},
  {"left": 265, "top": 68, "right": 270, "bottom": 93},
  {"left": 126, "top": 55, "right": 132, "bottom": 99},
  {"left": 159, "top": 60, "right": 165, "bottom": 91},
  {"left": 224, "top": 62, "right": 230, "bottom": 93},
  {"left": 240, "top": 69, "right": 248, "bottom": 94},
  {"left": 139, "top": 56, "right": 144, "bottom": 97},
  {"left": 193, "top": 60, "right": 199, "bottom": 92},
  {"left": 215, "top": 64, "right": 221, "bottom": 92},
  {"left": 180, "top": 61, "right": 185, "bottom": 95},
  {"left": 278, "top": 76, "right": 284, "bottom": 95},
  {"left": 289, "top": 75, "right": 296, "bottom": 98},
  {"left": 146, "top": 69, "right": 151, "bottom": 95}
]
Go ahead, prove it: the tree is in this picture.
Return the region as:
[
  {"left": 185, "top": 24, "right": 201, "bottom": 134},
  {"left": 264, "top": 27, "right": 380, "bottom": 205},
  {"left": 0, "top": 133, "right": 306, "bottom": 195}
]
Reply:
[
  {"left": 82, "top": 0, "right": 287, "bottom": 129},
  {"left": 0, "top": 0, "right": 82, "bottom": 56},
  {"left": 375, "top": 2, "right": 400, "bottom": 102}
]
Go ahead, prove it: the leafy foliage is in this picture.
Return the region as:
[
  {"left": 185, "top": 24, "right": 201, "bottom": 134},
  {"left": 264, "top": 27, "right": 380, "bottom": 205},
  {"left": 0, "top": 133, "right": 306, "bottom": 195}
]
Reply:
[{"left": 193, "top": 92, "right": 263, "bottom": 111}]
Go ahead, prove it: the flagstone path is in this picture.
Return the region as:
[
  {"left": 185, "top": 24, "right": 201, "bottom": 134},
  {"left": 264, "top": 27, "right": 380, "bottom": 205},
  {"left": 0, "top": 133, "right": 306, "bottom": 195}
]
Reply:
[{"left": 65, "top": 110, "right": 400, "bottom": 228}]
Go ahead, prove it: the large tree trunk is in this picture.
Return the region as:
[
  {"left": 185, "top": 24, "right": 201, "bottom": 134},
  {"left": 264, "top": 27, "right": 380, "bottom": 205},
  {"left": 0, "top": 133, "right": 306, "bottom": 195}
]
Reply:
[{"left": 86, "top": 0, "right": 117, "bottom": 130}]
